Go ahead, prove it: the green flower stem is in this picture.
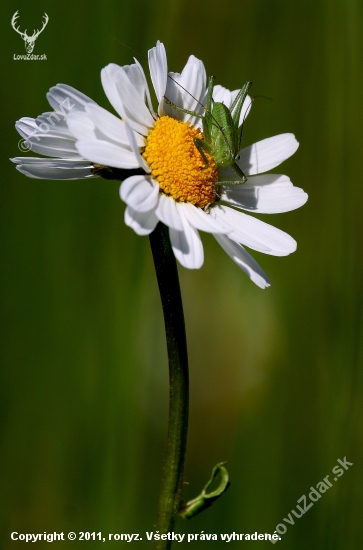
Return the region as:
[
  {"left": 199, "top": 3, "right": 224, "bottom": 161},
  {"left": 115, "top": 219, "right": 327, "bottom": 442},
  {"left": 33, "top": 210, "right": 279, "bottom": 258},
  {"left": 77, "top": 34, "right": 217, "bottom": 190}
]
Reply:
[{"left": 149, "top": 222, "right": 189, "bottom": 550}]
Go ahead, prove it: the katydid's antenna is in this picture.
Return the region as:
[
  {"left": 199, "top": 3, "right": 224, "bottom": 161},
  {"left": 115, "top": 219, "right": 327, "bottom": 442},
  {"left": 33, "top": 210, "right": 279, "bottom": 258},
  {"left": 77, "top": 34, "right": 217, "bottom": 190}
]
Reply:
[
  {"left": 253, "top": 94, "right": 272, "bottom": 101},
  {"left": 236, "top": 93, "right": 270, "bottom": 149},
  {"left": 110, "top": 37, "right": 148, "bottom": 62},
  {"left": 237, "top": 97, "right": 253, "bottom": 150},
  {"left": 166, "top": 74, "right": 213, "bottom": 110}
]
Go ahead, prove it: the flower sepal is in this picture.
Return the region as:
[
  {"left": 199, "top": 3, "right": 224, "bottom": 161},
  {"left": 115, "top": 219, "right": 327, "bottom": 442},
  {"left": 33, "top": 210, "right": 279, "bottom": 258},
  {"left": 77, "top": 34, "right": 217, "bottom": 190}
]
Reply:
[
  {"left": 179, "top": 462, "right": 230, "bottom": 519},
  {"left": 92, "top": 165, "right": 146, "bottom": 181}
]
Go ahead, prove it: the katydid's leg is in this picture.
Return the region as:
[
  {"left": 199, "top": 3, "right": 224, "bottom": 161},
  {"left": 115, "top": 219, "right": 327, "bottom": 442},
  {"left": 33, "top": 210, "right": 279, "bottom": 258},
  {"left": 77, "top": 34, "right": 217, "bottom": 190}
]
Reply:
[
  {"left": 215, "top": 180, "right": 245, "bottom": 186},
  {"left": 231, "top": 162, "right": 247, "bottom": 183},
  {"left": 212, "top": 183, "right": 221, "bottom": 200},
  {"left": 237, "top": 95, "right": 254, "bottom": 150},
  {"left": 194, "top": 137, "right": 212, "bottom": 169},
  {"left": 205, "top": 76, "right": 215, "bottom": 112},
  {"left": 212, "top": 178, "right": 245, "bottom": 199},
  {"left": 202, "top": 77, "right": 215, "bottom": 143},
  {"left": 164, "top": 97, "right": 203, "bottom": 119}
]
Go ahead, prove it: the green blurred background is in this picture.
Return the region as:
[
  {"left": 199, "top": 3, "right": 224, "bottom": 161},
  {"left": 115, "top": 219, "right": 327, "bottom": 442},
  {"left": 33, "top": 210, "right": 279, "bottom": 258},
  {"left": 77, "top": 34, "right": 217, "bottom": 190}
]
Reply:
[{"left": 1, "top": 0, "right": 362, "bottom": 547}]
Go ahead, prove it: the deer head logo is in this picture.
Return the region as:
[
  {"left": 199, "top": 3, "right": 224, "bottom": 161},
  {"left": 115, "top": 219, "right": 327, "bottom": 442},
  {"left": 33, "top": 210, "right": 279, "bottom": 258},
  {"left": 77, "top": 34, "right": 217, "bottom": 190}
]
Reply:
[{"left": 11, "top": 11, "right": 49, "bottom": 54}]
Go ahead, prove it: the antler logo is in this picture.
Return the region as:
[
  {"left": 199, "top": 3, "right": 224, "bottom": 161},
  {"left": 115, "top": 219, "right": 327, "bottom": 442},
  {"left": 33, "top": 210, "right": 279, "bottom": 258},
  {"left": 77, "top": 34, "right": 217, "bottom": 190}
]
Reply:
[{"left": 11, "top": 11, "right": 49, "bottom": 54}]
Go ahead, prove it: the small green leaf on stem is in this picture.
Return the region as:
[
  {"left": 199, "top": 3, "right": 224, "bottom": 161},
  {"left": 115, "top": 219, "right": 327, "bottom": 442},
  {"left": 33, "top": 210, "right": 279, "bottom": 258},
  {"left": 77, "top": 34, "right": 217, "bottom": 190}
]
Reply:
[{"left": 179, "top": 462, "right": 230, "bottom": 520}]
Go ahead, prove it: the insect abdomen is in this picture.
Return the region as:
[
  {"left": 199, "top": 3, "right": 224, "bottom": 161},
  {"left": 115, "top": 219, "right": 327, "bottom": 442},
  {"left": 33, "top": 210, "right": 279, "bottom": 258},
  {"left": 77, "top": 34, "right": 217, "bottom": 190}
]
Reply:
[{"left": 210, "top": 103, "right": 236, "bottom": 168}]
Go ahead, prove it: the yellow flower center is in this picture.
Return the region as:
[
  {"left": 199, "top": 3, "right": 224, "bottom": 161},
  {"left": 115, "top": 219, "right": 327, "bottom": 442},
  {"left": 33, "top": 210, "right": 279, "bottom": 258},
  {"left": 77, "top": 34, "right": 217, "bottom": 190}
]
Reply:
[{"left": 142, "top": 116, "right": 218, "bottom": 208}]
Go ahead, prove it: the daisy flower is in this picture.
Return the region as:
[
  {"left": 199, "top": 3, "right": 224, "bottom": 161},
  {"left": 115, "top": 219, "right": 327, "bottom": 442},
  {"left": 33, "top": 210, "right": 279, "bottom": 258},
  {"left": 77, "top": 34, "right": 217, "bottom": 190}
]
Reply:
[{"left": 12, "top": 41, "right": 307, "bottom": 288}]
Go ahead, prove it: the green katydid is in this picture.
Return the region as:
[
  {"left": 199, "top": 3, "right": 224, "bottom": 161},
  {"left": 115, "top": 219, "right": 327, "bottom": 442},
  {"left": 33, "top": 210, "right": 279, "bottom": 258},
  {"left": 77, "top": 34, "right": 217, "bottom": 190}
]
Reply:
[{"left": 164, "top": 76, "right": 252, "bottom": 192}]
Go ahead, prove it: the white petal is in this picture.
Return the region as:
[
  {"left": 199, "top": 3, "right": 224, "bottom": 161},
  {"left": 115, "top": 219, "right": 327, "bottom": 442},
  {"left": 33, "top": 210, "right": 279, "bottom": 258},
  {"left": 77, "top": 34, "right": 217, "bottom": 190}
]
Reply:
[
  {"left": 16, "top": 114, "right": 80, "bottom": 158},
  {"left": 213, "top": 85, "right": 232, "bottom": 107},
  {"left": 212, "top": 86, "right": 251, "bottom": 125},
  {"left": 11, "top": 157, "right": 95, "bottom": 180},
  {"left": 123, "top": 118, "right": 150, "bottom": 172},
  {"left": 124, "top": 206, "right": 158, "bottom": 235},
  {"left": 155, "top": 194, "right": 183, "bottom": 231},
  {"left": 84, "top": 103, "right": 133, "bottom": 145},
  {"left": 47, "top": 84, "right": 96, "bottom": 113},
  {"left": 67, "top": 111, "right": 96, "bottom": 140},
  {"left": 148, "top": 41, "right": 167, "bottom": 105},
  {"left": 218, "top": 172, "right": 293, "bottom": 187},
  {"left": 179, "top": 56, "right": 207, "bottom": 107},
  {"left": 15, "top": 117, "right": 38, "bottom": 139},
  {"left": 169, "top": 207, "right": 204, "bottom": 269},
  {"left": 17, "top": 113, "right": 71, "bottom": 140},
  {"left": 76, "top": 139, "right": 140, "bottom": 169},
  {"left": 115, "top": 67, "right": 155, "bottom": 134},
  {"left": 219, "top": 182, "right": 308, "bottom": 214},
  {"left": 101, "top": 64, "right": 125, "bottom": 118},
  {"left": 211, "top": 205, "right": 297, "bottom": 256},
  {"left": 237, "top": 94, "right": 253, "bottom": 126},
  {"left": 238, "top": 134, "right": 299, "bottom": 175},
  {"left": 242, "top": 174, "right": 293, "bottom": 188},
  {"left": 133, "top": 58, "right": 155, "bottom": 116},
  {"left": 162, "top": 72, "right": 182, "bottom": 119},
  {"left": 102, "top": 61, "right": 155, "bottom": 133},
  {"left": 214, "top": 234, "right": 270, "bottom": 289},
  {"left": 15, "top": 165, "right": 95, "bottom": 180},
  {"left": 210, "top": 205, "right": 269, "bottom": 252},
  {"left": 23, "top": 135, "right": 79, "bottom": 158},
  {"left": 123, "top": 63, "right": 147, "bottom": 98},
  {"left": 36, "top": 112, "right": 71, "bottom": 132},
  {"left": 163, "top": 55, "right": 207, "bottom": 125},
  {"left": 179, "top": 202, "right": 228, "bottom": 234},
  {"left": 120, "top": 176, "right": 159, "bottom": 212},
  {"left": 11, "top": 157, "right": 91, "bottom": 166}
]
